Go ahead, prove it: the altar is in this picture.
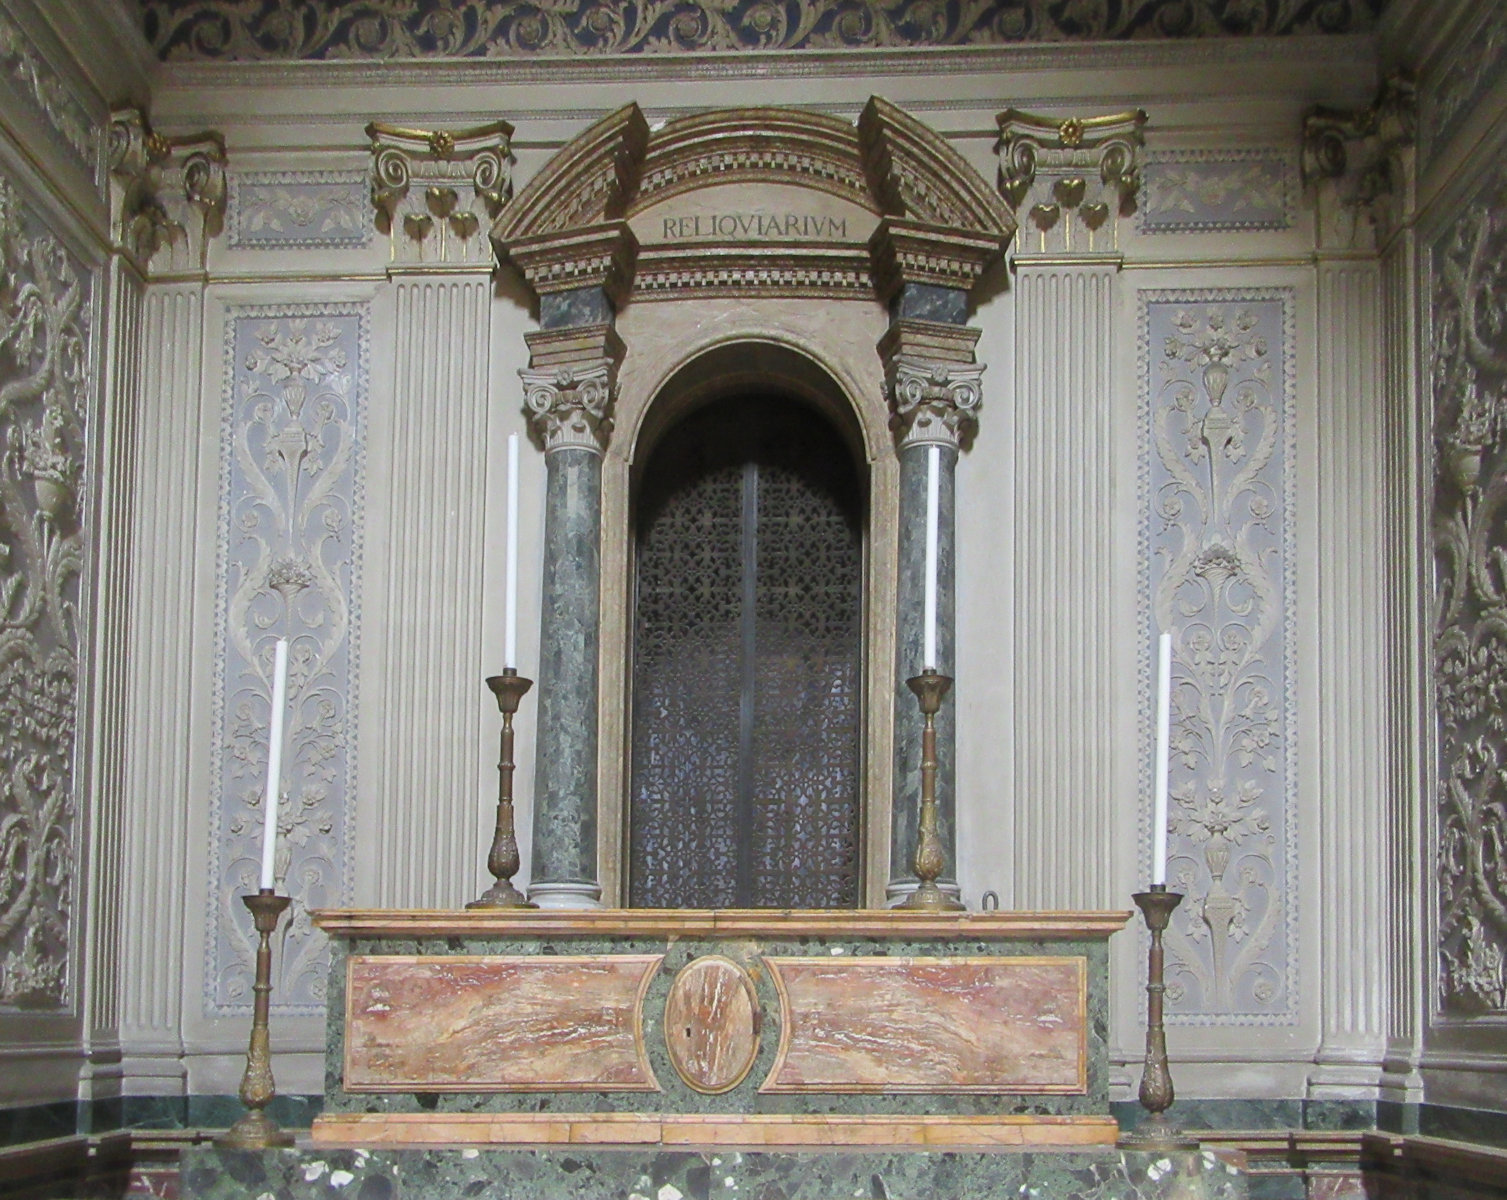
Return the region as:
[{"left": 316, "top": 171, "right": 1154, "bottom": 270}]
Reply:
[
  {"left": 176, "top": 905, "right": 1251, "bottom": 1199},
  {"left": 310, "top": 908, "right": 1126, "bottom": 1149}
]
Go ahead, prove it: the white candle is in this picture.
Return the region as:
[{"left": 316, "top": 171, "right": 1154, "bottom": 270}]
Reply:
[
  {"left": 1152, "top": 631, "right": 1172, "bottom": 886},
  {"left": 260, "top": 637, "right": 289, "bottom": 891},
  {"left": 504, "top": 432, "right": 519, "bottom": 669},
  {"left": 923, "top": 445, "right": 939, "bottom": 671}
]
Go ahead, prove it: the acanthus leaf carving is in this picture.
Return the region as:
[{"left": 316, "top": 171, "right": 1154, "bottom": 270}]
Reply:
[
  {"left": 0, "top": 175, "right": 91, "bottom": 1012},
  {"left": 1301, "top": 75, "right": 1415, "bottom": 251},
  {"left": 109, "top": 107, "right": 227, "bottom": 273},
  {"left": 369, "top": 121, "right": 513, "bottom": 267},
  {"left": 208, "top": 306, "right": 366, "bottom": 1014},
  {"left": 1143, "top": 293, "right": 1295, "bottom": 1022},
  {"left": 1431, "top": 158, "right": 1507, "bottom": 1018},
  {"left": 998, "top": 108, "right": 1146, "bottom": 256}
]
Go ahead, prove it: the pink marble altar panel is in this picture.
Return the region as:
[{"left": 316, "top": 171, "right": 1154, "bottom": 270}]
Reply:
[
  {"left": 344, "top": 955, "right": 662, "bottom": 1091},
  {"left": 663, "top": 955, "right": 760, "bottom": 1093},
  {"left": 761, "top": 956, "right": 1086, "bottom": 1093}
]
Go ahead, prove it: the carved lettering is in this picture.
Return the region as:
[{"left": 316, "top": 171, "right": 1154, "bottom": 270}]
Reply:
[{"left": 655, "top": 212, "right": 849, "bottom": 242}]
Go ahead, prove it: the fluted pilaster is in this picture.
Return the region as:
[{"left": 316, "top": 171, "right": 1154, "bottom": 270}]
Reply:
[
  {"left": 1011, "top": 262, "right": 1117, "bottom": 910},
  {"left": 1379, "top": 206, "right": 1425, "bottom": 1105},
  {"left": 1312, "top": 257, "right": 1390, "bottom": 1092},
  {"left": 116, "top": 281, "right": 206, "bottom": 1088},
  {"left": 374, "top": 272, "right": 493, "bottom": 908},
  {"left": 1304, "top": 78, "right": 1418, "bottom": 1095},
  {"left": 82, "top": 257, "right": 143, "bottom": 1095}
]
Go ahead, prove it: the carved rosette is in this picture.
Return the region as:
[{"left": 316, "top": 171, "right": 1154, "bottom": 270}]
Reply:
[
  {"left": 524, "top": 363, "right": 616, "bottom": 455},
  {"left": 109, "top": 107, "right": 227, "bottom": 273},
  {"left": 1301, "top": 75, "right": 1416, "bottom": 250},
  {"left": 996, "top": 109, "right": 1146, "bottom": 255},
  {"left": 368, "top": 121, "right": 514, "bottom": 266}
]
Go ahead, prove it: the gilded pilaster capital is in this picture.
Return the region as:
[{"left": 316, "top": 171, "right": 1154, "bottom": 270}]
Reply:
[
  {"left": 368, "top": 120, "right": 513, "bottom": 267},
  {"left": 109, "top": 107, "right": 226, "bottom": 274},
  {"left": 1301, "top": 75, "right": 1415, "bottom": 251},
  {"left": 996, "top": 108, "right": 1146, "bottom": 255}
]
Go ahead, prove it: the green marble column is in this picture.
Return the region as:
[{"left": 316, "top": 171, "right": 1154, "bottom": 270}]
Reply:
[
  {"left": 522, "top": 360, "right": 614, "bottom": 908},
  {"left": 884, "top": 346, "right": 983, "bottom": 905}
]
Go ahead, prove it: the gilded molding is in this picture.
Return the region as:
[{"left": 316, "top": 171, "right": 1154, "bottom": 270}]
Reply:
[
  {"left": 369, "top": 120, "right": 513, "bottom": 267},
  {"left": 997, "top": 108, "right": 1146, "bottom": 256},
  {"left": 1301, "top": 75, "right": 1415, "bottom": 251},
  {"left": 522, "top": 324, "right": 625, "bottom": 455},
  {"left": 109, "top": 107, "right": 227, "bottom": 273}
]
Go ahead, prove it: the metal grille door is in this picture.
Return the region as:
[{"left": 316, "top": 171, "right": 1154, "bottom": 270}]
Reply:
[{"left": 629, "top": 396, "right": 862, "bottom": 908}]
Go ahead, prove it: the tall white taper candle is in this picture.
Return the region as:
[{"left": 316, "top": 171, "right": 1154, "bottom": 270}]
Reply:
[
  {"left": 504, "top": 432, "right": 519, "bottom": 669},
  {"left": 923, "top": 444, "right": 939, "bottom": 671},
  {"left": 1152, "top": 631, "right": 1172, "bottom": 886},
  {"left": 260, "top": 637, "right": 289, "bottom": 891}
]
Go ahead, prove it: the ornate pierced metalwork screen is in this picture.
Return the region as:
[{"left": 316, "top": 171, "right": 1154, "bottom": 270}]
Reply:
[{"left": 629, "top": 396, "right": 863, "bottom": 908}]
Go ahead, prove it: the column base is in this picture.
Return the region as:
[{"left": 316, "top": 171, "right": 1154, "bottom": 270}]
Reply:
[
  {"left": 885, "top": 879, "right": 963, "bottom": 908},
  {"left": 527, "top": 881, "right": 604, "bottom": 910}
]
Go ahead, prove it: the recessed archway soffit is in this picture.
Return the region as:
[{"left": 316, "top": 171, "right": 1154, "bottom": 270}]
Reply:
[{"left": 491, "top": 98, "right": 1015, "bottom": 307}]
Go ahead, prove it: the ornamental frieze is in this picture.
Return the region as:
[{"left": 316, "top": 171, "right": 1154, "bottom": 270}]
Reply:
[{"left": 137, "top": 0, "right": 1385, "bottom": 61}]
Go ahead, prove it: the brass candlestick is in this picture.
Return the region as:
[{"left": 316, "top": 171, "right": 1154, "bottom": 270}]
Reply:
[
  {"left": 218, "top": 889, "right": 295, "bottom": 1150},
  {"left": 899, "top": 669, "right": 964, "bottom": 912},
  {"left": 468, "top": 669, "right": 536, "bottom": 909},
  {"left": 1119, "top": 884, "right": 1198, "bottom": 1151}
]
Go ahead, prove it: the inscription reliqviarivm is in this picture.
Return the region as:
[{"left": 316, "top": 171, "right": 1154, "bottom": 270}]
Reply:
[{"left": 660, "top": 213, "right": 850, "bottom": 240}]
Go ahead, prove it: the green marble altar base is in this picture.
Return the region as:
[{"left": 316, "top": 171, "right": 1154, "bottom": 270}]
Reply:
[{"left": 179, "top": 1143, "right": 1249, "bottom": 1200}]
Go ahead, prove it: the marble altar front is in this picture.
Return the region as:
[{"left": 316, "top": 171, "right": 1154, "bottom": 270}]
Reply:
[{"left": 308, "top": 909, "right": 1129, "bottom": 1152}]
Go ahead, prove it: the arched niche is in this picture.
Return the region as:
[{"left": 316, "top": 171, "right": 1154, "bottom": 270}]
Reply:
[
  {"left": 624, "top": 348, "right": 869, "bottom": 908},
  {"left": 493, "top": 98, "right": 1012, "bottom": 908}
]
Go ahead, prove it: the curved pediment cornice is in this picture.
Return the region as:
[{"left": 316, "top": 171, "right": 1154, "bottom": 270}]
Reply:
[
  {"left": 631, "top": 108, "right": 874, "bottom": 214},
  {"left": 858, "top": 97, "right": 1013, "bottom": 238},
  {"left": 494, "top": 98, "right": 1014, "bottom": 303},
  {"left": 492, "top": 103, "right": 651, "bottom": 242}
]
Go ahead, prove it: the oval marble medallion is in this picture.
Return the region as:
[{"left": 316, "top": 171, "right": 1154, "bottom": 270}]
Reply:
[{"left": 663, "top": 955, "right": 760, "bottom": 1094}]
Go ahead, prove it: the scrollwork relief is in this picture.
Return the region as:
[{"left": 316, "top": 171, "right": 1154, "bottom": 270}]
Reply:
[
  {"left": 1140, "top": 151, "right": 1293, "bottom": 233},
  {"left": 137, "top": 0, "right": 1383, "bottom": 61},
  {"left": 1431, "top": 160, "right": 1507, "bottom": 1019},
  {"left": 207, "top": 305, "right": 367, "bottom": 1015},
  {"left": 1141, "top": 291, "right": 1296, "bottom": 1023},
  {"left": 0, "top": 177, "right": 92, "bottom": 1011},
  {"left": 230, "top": 170, "right": 370, "bottom": 249},
  {"left": 0, "top": 7, "right": 95, "bottom": 176}
]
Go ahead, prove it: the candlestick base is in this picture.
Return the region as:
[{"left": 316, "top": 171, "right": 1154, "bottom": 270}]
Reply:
[
  {"left": 217, "top": 890, "right": 296, "bottom": 1151},
  {"left": 1117, "top": 885, "right": 1198, "bottom": 1153},
  {"left": 468, "top": 671, "right": 537, "bottom": 910},
  {"left": 897, "top": 671, "right": 965, "bottom": 913}
]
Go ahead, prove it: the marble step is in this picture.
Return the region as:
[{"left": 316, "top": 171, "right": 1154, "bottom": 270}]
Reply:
[{"left": 312, "top": 1112, "right": 1121, "bottom": 1149}]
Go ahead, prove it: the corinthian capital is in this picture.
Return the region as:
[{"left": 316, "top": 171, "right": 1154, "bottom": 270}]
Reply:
[
  {"left": 523, "top": 362, "right": 616, "bottom": 454},
  {"left": 1301, "top": 74, "right": 1415, "bottom": 250},
  {"left": 886, "top": 357, "right": 985, "bottom": 450},
  {"left": 996, "top": 108, "right": 1145, "bottom": 255},
  {"left": 109, "top": 107, "right": 226, "bottom": 273},
  {"left": 368, "top": 120, "right": 513, "bottom": 267}
]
